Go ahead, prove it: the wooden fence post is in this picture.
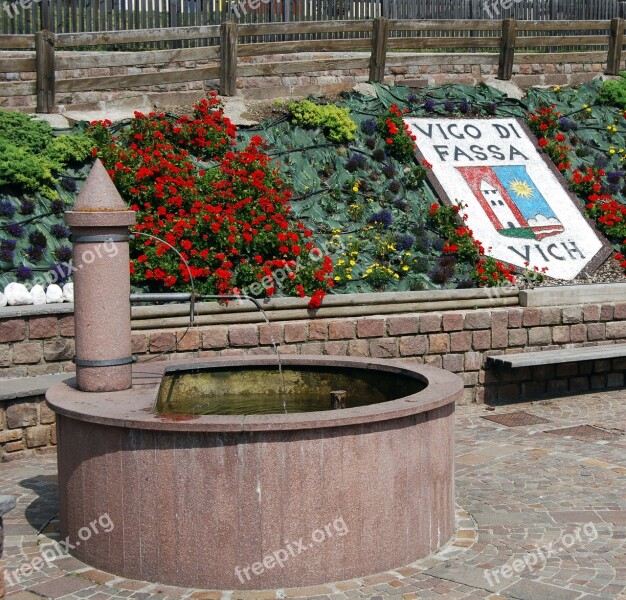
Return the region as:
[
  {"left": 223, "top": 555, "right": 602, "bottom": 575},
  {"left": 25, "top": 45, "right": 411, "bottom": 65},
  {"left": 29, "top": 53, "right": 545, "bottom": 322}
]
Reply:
[
  {"left": 220, "top": 21, "right": 238, "bottom": 96},
  {"left": 498, "top": 18, "right": 517, "bottom": 81},
  {"left": 35, "top": 30, "right": 55, "bottom": 114},
  {"left": 369, "top": 16, "right": 388, "bottom": 83},
  {"left": 169, "top": 0, "right": 180, "bottom": 49},
  {"left": 40, "top": 0, "right": 50, "bottom": 31},
  {"left": 607, "top": 17, "right": 625, "bottom": 75}
]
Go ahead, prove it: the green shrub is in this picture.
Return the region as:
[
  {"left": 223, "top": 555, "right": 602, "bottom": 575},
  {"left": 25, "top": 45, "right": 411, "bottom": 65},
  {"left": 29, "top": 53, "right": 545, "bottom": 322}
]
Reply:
[
  {"left": 0, "top": 140, "right": 58, "bottom": 199},
  {"left": 46, "top": 135, "right": 93, "bottom": 166},
  {"left": 288, "top": 99, "right": 357, "bottom": 143},
  {"left": 0, "top": 110, "right": 53, "bottom": 154},
  {"left": 0, "top": 109, "right": 92, "bottom": 198},
  {"left": 599, "top": 72, "right": 626, "bottom": 109}
]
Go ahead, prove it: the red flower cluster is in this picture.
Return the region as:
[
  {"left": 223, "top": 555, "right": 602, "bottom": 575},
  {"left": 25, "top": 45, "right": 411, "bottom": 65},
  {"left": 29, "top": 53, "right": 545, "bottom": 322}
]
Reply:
[
  {"left": 377, "top": 105, "right": 417, "bottom": 162},
  {"left": 527, "top": 104, "right": 562, "bottom": 137},
  {"left": 88, "top": 96, "right": 333, "bottom": 308},
  {"left": 526, "top": 105, "right": 626, "bottom": 271},
  {"left": 428, "top": 203, "right": 515, "bottom": 285}
]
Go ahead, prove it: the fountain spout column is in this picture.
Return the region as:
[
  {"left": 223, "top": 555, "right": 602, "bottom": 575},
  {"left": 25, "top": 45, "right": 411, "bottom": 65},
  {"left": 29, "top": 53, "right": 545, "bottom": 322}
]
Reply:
[{"left": 65, "top": 160, "right": 136, "bottom": 392}]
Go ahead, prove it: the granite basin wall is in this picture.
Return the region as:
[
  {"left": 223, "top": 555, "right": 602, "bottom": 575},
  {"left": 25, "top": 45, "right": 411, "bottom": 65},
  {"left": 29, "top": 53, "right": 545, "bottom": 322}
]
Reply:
[
  {"left": 3, "top": 299, "right": 626, "bottom": 460},
  {"left": 0, "top": 50, "right": 618, "bottom": 110},
  {"left": 48, "top": 357, "right": 460, "bottom": 589}
]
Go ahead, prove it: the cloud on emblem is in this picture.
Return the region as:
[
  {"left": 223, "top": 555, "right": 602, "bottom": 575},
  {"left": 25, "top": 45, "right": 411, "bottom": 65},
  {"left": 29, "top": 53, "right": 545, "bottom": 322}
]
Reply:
[{"left": 527, "top": 214, "right": 561, "bottom": 227}]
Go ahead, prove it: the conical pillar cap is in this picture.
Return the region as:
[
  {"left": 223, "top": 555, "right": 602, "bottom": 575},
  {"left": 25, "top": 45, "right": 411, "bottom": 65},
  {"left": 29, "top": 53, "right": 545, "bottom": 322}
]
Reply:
[
  {"left": 66, "top": 159, "right": 135, "bottom": 227},
  {"left": 73, "top": 159, "right": 127, "bottom": 212}
]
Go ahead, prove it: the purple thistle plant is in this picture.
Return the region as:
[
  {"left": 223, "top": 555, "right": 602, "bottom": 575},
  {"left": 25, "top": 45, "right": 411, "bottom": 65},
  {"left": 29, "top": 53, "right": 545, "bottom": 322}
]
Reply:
[
  {"left": 16, "top": 265, "right": 34, "bottom": 280},
  {"left": 51, "top": 262, "right": 71, "bottom": 283},
  {"left": 25, "top": 245, "right": 45, "bottom": 261},
  {"left": 361, "top": 119, "right": 377, "bottom": 135},
  {"left": 558, "top": 117, "right": 576, "bottom": 132},
  {"left": 51, "top": 224, "right": 70, "bottom": 239},
  {"left": 372, "top": 148, "right": 386, "bottom": 162},
  {"left": 369, "top": 210, "right": 393, "bottom": 229},
  {"left": 382, "top": 163, "right": 397, "bottom": 178},
  {"left": 51, "top": 199, "right": 64, "bottom": 214},
  {"left": 393, "top": 199, "right": 409, "bottom": 212},
  {"left": 423, "top": 98, "right": 436, "bottom": 112},
  {"left": 395, "top": 234, "right": 415, "bottom": 251},
  {"left": 346, "top": 154, "right": 368, "bottom": 173},
  {"left": 29, "top": 231, "right": 47, "bottom": 248},
  {"left": 60, "top": 176, "right": 77, "bottom": 193},
  {"left": 388, "top": 180, "right": 402, "bottom": 194},
  {"left": 20, "top": 199, "right": 36, "bottom": 215},
  {"left": 54, "top": 246, "right": 72, "bottom": 262},
  {"left": 0, "top": 201, "right": 16, "bottom": 218},
  {"left": 6, "top": 223, "right": 24, "bottom": 238}
]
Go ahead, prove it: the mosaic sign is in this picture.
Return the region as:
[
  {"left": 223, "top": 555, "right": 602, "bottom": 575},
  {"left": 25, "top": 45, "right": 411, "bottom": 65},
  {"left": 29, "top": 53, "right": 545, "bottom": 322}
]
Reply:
[{"left": 405, "top": 117, "right": 612, "bottom": 279}]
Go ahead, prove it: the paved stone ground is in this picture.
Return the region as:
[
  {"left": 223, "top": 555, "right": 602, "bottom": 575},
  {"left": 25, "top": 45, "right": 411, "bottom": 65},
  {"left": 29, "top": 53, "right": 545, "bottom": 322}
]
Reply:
[{"left": 1, "top": 390, "right": 626, "bottom": 600}]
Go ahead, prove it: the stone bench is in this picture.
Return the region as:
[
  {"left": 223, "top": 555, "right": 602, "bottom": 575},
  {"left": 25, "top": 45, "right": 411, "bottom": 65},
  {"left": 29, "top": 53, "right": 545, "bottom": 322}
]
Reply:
[
  {"left": 484, "top": 343, "right": 626, "bottom": 403},
  {"left": 487, "top": 343, "right": 626, "bottom": 369}
]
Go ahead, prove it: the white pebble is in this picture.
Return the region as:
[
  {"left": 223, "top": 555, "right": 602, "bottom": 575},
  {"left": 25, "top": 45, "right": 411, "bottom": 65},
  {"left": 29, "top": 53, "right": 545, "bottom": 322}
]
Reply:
[
  {"left": 62, "top": 282, "right": 74, "bottom": 302},
  {"left": 31, "top": 284, "right": 46, "bottom": 305},
  {"left": 4, "top": 282, "right": 33, "bottom": 306},
  {"left": 45, "top": 284, "right": 64, "bottom": 303}
]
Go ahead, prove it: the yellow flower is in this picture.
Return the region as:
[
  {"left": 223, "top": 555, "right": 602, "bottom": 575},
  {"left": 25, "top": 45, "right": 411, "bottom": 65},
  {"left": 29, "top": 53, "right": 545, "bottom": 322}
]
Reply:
[
  {"left": 610, "top": 147, "right": 617, "bottom": 155},
  {"left": 352, "top": 185, "right": 359, "bottom": 192},
  {"left": 402, "top": 265, "right": 409, "bottom": 271},
  {"left": 393, "top": 273, "right": 400, "bottom": 279},
  {"left": 346, "top": 275, "right": 352, "bottom": 280},
  {"left": 553, "top": 85, "right": 561, "bottom": 92},
  {"left": 334, "top": 276, "right": 341, "bottom": 281},
  {"left": 349, "top": 260, "right": 356, "bottom": 266}
]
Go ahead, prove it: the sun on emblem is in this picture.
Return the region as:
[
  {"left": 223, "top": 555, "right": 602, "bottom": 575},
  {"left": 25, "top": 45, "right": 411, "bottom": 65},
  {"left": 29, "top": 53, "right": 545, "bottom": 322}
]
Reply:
[{"left": 508, "top": 179, "right": 535, "bottom": 199}]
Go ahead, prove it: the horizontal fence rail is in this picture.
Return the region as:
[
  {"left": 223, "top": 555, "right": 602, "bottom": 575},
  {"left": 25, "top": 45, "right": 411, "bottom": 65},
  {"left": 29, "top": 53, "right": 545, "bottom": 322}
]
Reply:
[
  {"left": 0, "top": 17, "right": 624, "bottom": 112},
  {"left": 2, "top": 0, "right": 625, "bottom": 36}
]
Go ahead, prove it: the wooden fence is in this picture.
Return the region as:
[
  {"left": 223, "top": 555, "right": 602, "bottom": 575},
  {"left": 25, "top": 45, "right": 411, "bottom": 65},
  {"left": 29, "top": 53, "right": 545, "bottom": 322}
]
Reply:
[
  {"left": 0, "top": 18, "right": 624, "bottom": 112},
  {"left": 1, "top": 0, "right": 626, "bottom": 36}
]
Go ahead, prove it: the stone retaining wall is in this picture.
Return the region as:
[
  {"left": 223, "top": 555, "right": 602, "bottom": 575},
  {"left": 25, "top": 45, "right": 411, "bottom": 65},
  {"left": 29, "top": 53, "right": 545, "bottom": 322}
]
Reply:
[
  {"left": 0, "top": 51, "right": 617, "bottom": 111},
  {"left": 2, "top": 299, "right": 626, "bottom": 459},
  {"left": 0, "top": 395, "right": 56, "bottom": 461}
]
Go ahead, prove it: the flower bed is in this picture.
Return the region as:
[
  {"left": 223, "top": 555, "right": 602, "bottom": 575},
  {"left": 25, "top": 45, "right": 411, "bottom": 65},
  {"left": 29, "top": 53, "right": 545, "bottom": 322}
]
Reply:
[{"left": 2, "top": 80, "right": 626, "bottom": 306}]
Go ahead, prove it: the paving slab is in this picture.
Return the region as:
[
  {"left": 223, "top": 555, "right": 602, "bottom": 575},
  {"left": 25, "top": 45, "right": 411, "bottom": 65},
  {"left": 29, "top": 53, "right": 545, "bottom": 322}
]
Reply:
[
  {"left": 423, "top": 563, "right": 507, "bottom": 592},
  {"left": 502, "top": 579, "right": 582, "bottom": 600}
]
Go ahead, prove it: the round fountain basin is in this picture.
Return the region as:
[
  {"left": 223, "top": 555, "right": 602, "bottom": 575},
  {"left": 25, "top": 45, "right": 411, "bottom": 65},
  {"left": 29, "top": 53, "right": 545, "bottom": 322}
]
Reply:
[{"left": 47, "top": 356, "right": 462, "bottom": 590}]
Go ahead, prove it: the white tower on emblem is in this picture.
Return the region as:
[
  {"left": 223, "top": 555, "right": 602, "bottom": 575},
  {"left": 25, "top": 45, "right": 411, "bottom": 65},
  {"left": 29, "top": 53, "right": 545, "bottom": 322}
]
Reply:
[{"left": 480, "top": 179, "right": 522, "bottom": 230}]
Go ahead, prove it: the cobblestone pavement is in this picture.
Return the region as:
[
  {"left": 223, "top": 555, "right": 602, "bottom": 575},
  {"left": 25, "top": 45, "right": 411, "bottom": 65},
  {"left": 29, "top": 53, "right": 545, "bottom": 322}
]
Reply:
[{"left": 2, "top": 390, "right": 626, "bottom": 600}]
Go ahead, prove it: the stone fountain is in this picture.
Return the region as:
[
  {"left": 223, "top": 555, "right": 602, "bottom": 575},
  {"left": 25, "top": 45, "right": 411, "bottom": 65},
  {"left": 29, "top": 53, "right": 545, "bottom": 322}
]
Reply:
[{"left": 47, "top": 161, "right": 463, "bottom": 590}]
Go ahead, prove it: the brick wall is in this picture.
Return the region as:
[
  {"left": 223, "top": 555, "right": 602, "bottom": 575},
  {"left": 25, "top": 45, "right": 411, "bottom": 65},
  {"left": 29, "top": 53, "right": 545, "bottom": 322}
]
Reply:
[
  {"left": 0, "top": 51, "right": 617, "bottom": 111},
  {"left": 2, "top": 300, "right": 626, "bottom": 460}
]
